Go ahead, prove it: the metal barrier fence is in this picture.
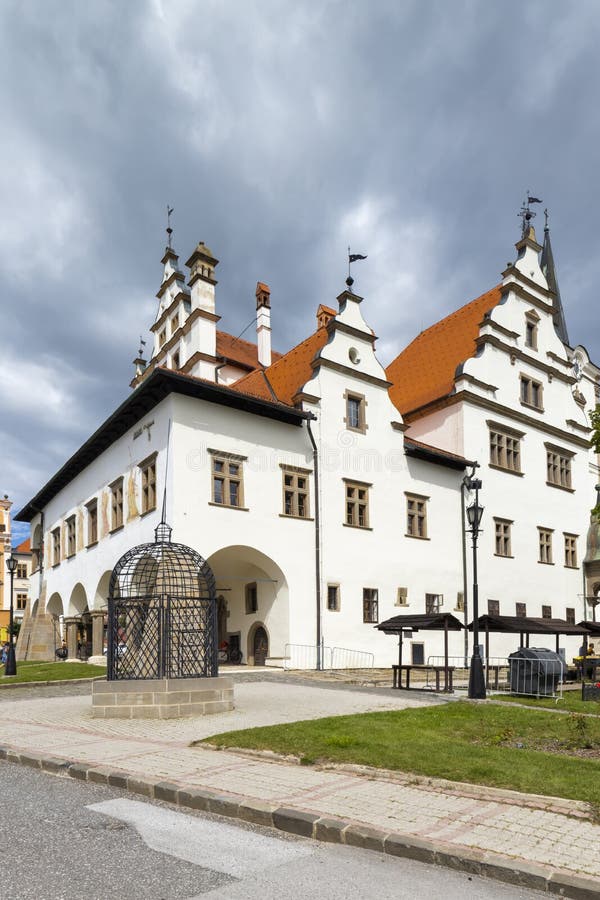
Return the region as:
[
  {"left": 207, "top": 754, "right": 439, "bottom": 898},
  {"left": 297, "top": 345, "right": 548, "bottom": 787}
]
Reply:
[
  {"left": 426, "top": 655, "right": 565, "bottom": 699},
  {"left": 283, "top": 644, "right": 374, "bottom": 671}
]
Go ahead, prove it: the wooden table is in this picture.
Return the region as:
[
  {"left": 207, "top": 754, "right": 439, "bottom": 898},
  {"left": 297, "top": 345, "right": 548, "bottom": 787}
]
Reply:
[{"left": 392, "top": 664, "right": 455, "bottom": 692}]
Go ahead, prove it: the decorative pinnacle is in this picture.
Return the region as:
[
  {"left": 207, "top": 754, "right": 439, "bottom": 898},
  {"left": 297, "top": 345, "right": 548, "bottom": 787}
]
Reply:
[{"left": 166, "top": 205, "right": 174, "bottom": 249}]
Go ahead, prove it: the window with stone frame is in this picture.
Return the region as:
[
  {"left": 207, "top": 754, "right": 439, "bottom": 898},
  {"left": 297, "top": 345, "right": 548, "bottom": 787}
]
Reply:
[
  {"left": 363, "top": 588, "right": 378, "bottom": 623},
  {"left": 519, "top": 374, "right": 543, "bottom": 410},
  {"left": 66, "top": 516, "right": 76, "bottom": 558},
  {"left": 344, "top": 391, "right": 367, "bottom": 433},
  {"left": 52, "top": 527, "right": 61, "bottom": 566},
  {"left": 16, "top": 563, "right": 27, "bottom": 579},
  {"left": 110, "top": 478, "right": 124, "bottom": 531},
  {"left": 524, "top": 312, "right": 539, "bottom": 350},
  {"left": 170, "top": 313, "right": 179, "bottom": 335},
  {"left": 158, "top": 328, "right": 166, "bottom": 347},
  {"left": 455, "top": 591, "right": 464, "bottom": 612},
  {"left": 345, "top": 480, "right": 370, "bottom": 528},
  {"left": 542, "top": 605, "right": 552, "bottom": 619},
  {"left": 489, "top": 426, "right": 522, "bottom": 474},
  {"left": 566, "top": 607, "right": 576, "bottom": 625},
  {"left": 16, "top": 593, "right": 27, "bottom": 610},
  {"left": 516, "top": 602, "right": 527, "bottom": 618},
  {"left": 494, "top": 518, "right": 512, "bottom": 557},
  {"left": 245, "top": 582, "right": 258, "bottom": 614},
  {"left": 140, "top": 455, "right": 157, "bottom": 515},
  {"left": 546, "top": 445, "right": 573, "bottom": 490},
  {"left": 487, "top": 599, "right": 500, "bottom": 616},
  {"left": 396, "top": 587, "right": 409, "bottom": 607},
  {"left": 425, "top": 593, "right": 443, "bottom": 614},
  {"left": 327, "top": 584, "right": 340, "bottom": 612},
  {"left": 406, "top": 493, "right": 428, "bottom": 539},
  {"left": 538, "top": 528, "right": 553, "bottom": 565},
  {"left": 564, "top": 533, "right": 578, "bottom": 568},
  {"left": 86, "top": 499, "right": 98, "bottom": 546},
  {"left": 172, "top": 350, "right": 180, "bottom": 370},
  {"left": 210, "top": 451, "right": 245, "bottom": 508},
  {"left": 281, "top": 467, "right": 310, "bottom": 518}
]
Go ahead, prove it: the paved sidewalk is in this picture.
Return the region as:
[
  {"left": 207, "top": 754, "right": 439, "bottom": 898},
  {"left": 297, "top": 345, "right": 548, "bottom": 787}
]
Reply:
[{"left": 1, "top": 679, "right": 599, "bottom": 897}]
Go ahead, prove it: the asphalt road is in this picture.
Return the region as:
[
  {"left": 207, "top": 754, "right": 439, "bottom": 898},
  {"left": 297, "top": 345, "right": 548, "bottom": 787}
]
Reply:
[{"left": 0, "top": 762, "right": 548, "bottom": 900}]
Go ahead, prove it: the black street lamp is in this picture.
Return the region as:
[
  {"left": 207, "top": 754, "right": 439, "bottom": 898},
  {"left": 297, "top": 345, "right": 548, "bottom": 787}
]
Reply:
[
  {"left": 5, "top": 555, "right": 17, "bottom": 677},
  {"left": 466, "top": 478, "right": 486, "bottom": 700}
]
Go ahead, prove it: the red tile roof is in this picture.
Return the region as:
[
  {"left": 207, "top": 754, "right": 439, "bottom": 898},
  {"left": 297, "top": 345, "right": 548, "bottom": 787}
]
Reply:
[
  {"left": 15, "top": 538, "right": 31, "bottom": 553},
  {"left": 216, "top": 330, "right": 282, "bottom": 371},
  {"left": 232, "top": 327, "right": 329, "bottom": 405},
  {"left": 386, "top": 285, "right": 502, "bottom": 415}
]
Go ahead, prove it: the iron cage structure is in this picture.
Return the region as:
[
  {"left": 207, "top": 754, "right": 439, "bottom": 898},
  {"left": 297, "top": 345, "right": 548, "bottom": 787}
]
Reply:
[{"left": 107, "top": 523, "right": 218, "bottom": 681}]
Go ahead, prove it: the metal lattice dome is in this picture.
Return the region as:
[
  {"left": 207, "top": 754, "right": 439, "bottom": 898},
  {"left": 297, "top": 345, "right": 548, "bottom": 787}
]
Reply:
[{"left": 107, "top": 522, "right": 217, "bottom": 681}]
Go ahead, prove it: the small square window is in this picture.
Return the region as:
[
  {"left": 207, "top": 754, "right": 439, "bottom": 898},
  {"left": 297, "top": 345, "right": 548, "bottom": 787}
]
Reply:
[
  {"left": 487, "top": 599, "right": 500, "bottom": 616},
  {"left": 516, "top": 602, "right": 527, "bottom": 618},
  {"left": 542, "top": 605, "right": 552, "bottom": 620}
]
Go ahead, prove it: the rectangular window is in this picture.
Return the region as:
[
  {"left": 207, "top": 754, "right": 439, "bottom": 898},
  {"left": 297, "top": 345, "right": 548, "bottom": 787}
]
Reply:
[
  {"left": 425, "top": 593, "right": 443, "bottom": 614},
  {"left": 211, "top": 454, "right": 244, "bottom": 508},
  {"left": 171, "top": 314, "right": 179, "bottom": 334},
  {"left": 455, "top": 591, "right": 464, "bottom": 611},
  {"left": 52, "top": 527, "right": 61, "bottom": 566},
  {"left": 66, "top": 516, "right": 76, "bottom": 558},
  {"left": 487, "top": 599, "right": 500, "bottom": 616},
  {"left": 363, "top": 588, "right": 378, "bottom": 623},
  {"left": 87, "top": 500, "right": 98, "bottom": 546},
  {"left": 542, "top": 605, "right": 552, "bottom": 619},
  {"left": 345, "top": 480, "right": 370, "bottom": 528},
  {"left": 516, "top": 602, "right": 527, "bottom": 618},
  {"left": 158, "top": 328, "right": 166, "bottom": 347},
  {"left": 396, "top": 587, "right": 408, "bottom": 606},
  {"left": 406, "top": 493, "right": 428, "bottom": 539},
  {"left": 489, "top": 430, "right": 521, "bottom": 473},
  {"left": 546, "top": 446, "right": 573, "bottom": 490},
  {"left": 245, "top": 582, "right": 258, "bottom": 614},
  {"left": 411, "top": 643, "right": 425, "bottom": 665},
  {"left": 344, "top": 391, "right": 366, "bottom": 433},
  {"left": 564, "top": 533, "right": 578, "bottom": 568},
  {"left": 16, "top": 593, "right": 27, "bottom": 610},
  {"left": 16, "top": 563, "right": 27, "bottom": 579},
  {"left": 538, "top": 528, "right": 553, "bottom": 564},
  {"left": 282, "top": 468, "right": 310, "bottom": 518},
  {"left": 327, "top": 584, "right": 340, "bottom": 612},
  {"left": 566, "top": 607, "right": 576, "bottom": 625},
  {"left": 172, "top": 351, "right": 180, "bottom": 370},
  {"left": 525, "top": 319, "right": 537, "bottom": 350},
  {"left": 520, "top": 375, "right": 543, "bottom": 410},
  {"left": 110, "top": 478, "right": 124, "bottom": 531},
  {"left": 494, "top": 519, "right": 512, "bottom": 557},
  {"left": 140, "top": 456, "right": 157, "bottom": 515}
]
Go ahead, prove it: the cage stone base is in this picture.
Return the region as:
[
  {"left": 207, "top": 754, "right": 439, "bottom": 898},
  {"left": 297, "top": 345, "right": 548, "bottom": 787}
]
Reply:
[{"left": 92, "top": 676, "right": 234, "bottom": 719}]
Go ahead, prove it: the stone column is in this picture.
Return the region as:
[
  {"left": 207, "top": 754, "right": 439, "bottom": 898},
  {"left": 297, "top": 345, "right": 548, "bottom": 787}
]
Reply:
[
  {"left": 64, "top": 617, "right": 79, "bottom": 661},
  {"left": 88, "top": 610, "right": 107, "bottom": 666}
]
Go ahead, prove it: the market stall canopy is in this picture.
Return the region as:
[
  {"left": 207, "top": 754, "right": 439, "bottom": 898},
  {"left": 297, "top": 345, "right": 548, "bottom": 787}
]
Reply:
[
  {"left": 468, "top": 615, "right": 590, "bottom": 636},
  {"left": 376, "top": 612, "right": 464, "bottom": 634},
  {"left": 578, "top": 621, "right": 600, "bottom": 636}
]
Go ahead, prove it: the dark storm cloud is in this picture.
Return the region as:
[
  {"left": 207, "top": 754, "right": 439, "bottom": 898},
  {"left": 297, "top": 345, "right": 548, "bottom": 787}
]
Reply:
[{"left": 2, "top": 0, "right": 599, "bottom": 536}]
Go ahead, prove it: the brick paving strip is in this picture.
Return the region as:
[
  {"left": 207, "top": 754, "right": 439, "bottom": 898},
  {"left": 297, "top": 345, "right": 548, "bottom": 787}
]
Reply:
[{"left": 0, "top": 682, "right": 599, "bottom": 899}]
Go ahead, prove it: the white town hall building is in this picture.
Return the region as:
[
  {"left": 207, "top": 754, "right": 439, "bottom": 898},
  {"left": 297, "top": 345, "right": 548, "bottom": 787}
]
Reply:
[{"left": 15, "top": 218, "right": 600, "bottom": 668}]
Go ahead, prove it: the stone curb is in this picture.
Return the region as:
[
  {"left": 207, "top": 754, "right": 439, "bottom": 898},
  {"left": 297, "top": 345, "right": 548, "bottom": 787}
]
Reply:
[
  {"left": 1, "top": 747, "right": 598, "bottom": 899},
  {"left": 0, "top": 676, "right": 103, "bottom": 690}
]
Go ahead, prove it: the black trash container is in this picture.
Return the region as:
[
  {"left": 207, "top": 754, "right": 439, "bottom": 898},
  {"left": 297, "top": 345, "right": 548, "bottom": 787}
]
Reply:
[{"left": 508, "top": 647, "right": 564, "bottom": 696}]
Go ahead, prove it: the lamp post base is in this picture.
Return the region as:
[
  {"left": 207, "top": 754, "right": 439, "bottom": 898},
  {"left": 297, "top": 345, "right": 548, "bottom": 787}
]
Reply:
[
  {"left": 468, "top": 653, "right": 486, "bottom": 699},
  {"left": 4, "top": 646, "right": 17, "bottom": 677}
]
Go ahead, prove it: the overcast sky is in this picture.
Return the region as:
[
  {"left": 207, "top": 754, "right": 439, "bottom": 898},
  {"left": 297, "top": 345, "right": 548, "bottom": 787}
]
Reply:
[{"left": 2, "top": 0, "right": 600, "bottom": 544}]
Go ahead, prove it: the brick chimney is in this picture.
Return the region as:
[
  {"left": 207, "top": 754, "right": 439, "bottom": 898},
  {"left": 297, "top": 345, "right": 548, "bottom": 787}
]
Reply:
[{"left": 256, "top": 282, "right": 271, "bottom": 367}]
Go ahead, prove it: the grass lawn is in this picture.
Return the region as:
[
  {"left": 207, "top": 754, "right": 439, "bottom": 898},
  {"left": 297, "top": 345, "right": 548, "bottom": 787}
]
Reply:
[
  {"left": 203, "top": 702, "right": 600, "bottom": 805},
  {"left": 495, "top": 693, "right": 600, "bottom": 715},
  {"left": 1, "top": 660, "right": 106, "bottom": 684}
]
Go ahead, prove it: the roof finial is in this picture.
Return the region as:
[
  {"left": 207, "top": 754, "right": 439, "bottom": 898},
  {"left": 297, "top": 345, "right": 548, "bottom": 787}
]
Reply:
[
  {"left": 347, "top": 246, "right": 367, "bottom": 290},
  {"left": 138, "top": 335, "right": 147, "bottom": 359},
  {"left": 166, "top": 205, "right": 174, "bottom": 249},
  {"left": 544, "top": 207, "right": 549, "bottom": 231},
  {"left": 518, "top": 192, "right": 542, "bottom": 237}
]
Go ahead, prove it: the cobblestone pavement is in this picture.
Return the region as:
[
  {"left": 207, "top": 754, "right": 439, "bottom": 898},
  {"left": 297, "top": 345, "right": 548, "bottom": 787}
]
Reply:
[{"left": 1, "top": 678, "right": 600, "bottom": 886}]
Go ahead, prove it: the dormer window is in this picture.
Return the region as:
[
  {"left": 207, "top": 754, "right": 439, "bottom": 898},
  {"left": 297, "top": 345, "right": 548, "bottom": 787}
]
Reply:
[{"left": 524, "top": 310, "right": 540, "bottom": 350}]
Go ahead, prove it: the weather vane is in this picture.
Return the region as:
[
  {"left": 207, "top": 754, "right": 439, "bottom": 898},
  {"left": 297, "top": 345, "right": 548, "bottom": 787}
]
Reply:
[
  {"left": 346, "top": 246, "right": 367, "bottom": 289},
  {"left": 166, "top": 205, "right": 174, "bottom": 248},
  {"left": 138, "top": 335, "right": 147, "bottom": 358},
  {"left": 518, "top": 192, "right": 542, "bottom": 237}
]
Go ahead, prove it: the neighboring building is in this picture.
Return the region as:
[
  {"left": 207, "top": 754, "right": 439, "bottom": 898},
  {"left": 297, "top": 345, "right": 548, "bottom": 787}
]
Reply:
[
  {"left": 14, "top": 218, "right": 600, "bottom": 666},
  {"left": 0, "top": 496, "right": 12, "bottom": 642},
  {"left": 11, "top": 538, "right": 33, "bottom": 624}
]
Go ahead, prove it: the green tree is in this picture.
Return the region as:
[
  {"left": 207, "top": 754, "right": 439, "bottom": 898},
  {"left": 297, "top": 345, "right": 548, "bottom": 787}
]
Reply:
[{"left": 591, "top": 405, "right": 600, "bottom": 454}]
